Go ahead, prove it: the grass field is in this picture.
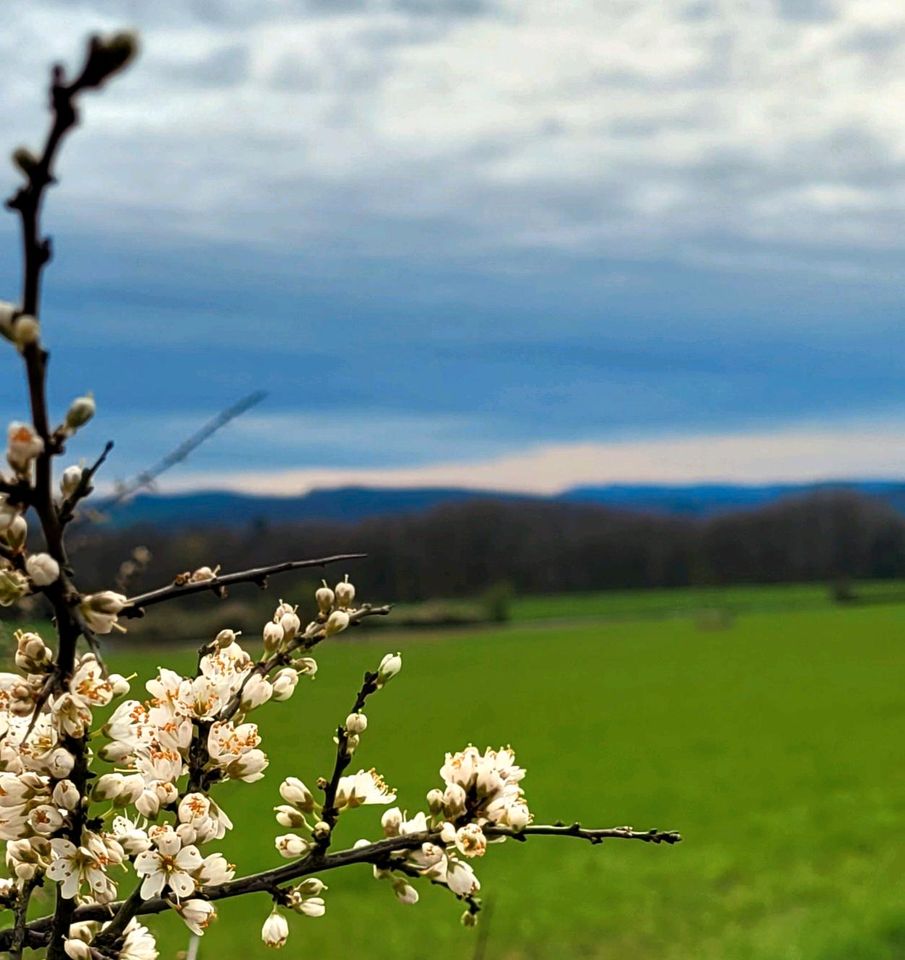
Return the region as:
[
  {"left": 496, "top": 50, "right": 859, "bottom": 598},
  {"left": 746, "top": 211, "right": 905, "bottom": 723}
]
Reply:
[{"left": 7, "top": 592, "right": 905, "bottom": 958}]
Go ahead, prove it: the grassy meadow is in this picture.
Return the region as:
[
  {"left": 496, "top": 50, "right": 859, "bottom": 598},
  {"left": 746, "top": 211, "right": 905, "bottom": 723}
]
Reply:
[{"left": 7, "top": 588, "right": 905, "bottom": 958}]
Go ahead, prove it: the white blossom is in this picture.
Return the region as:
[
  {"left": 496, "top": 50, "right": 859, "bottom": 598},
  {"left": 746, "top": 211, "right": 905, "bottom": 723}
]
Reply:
[
  {"left": 79, "top": 591, "right": 127, "bottom": 634},
  {"left": 7, "top": 422, "right": 43, "bottom": 473},
  {"left": 275, "top": 834, "right": 311, "bottom": 859},
  {"left": 376, "top": 652, "right": 402, "bottom": 686},
  {"left": 261, "top": 909, "right": 289, "bottom": 949},
  {"left": 25, "top": 552, "right": 59, "bottom": 586},
  {"left": 334, "top": 769, "right": 396, "bottom": 809},
  {"left": 177, "top": 899, "right": 217, "bottom": 936},
  {"left": 134, "top": 827, "right": 202, "bottom": 900}
]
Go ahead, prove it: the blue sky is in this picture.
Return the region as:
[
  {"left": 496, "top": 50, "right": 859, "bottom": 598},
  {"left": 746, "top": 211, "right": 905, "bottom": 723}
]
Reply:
[{"left": 4, "top": 1, "right": 905, "bottom": 493}]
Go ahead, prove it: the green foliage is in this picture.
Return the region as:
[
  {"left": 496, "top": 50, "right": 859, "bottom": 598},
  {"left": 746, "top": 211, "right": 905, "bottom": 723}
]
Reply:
[{"left": 53, "top": 597, "right": 905, "bottom": 959}]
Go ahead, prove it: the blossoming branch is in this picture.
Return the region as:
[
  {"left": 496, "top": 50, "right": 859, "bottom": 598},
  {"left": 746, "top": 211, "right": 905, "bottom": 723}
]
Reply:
[{"left": 0, "top": 32, "right": 680, "bottom": 960}]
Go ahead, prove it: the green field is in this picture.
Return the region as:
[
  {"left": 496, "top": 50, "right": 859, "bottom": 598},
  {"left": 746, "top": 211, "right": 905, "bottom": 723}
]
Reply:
[{"left": 8, "top": 594, "right": 905, "bottom": 958}]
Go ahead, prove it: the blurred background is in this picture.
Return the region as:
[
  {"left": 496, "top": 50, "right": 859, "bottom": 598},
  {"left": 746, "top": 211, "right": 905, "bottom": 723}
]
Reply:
[{"left": 4, "top": 2, "right": 905, "bottom": 957}]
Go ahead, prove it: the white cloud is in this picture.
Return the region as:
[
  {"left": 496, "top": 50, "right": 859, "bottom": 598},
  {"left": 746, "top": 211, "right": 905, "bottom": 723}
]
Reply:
[
  {"left": 4, "top": 1, "right": 905, "bottom": 272},
  {"left": 157, "top": 419, "right": 905, "bottom": 494}
]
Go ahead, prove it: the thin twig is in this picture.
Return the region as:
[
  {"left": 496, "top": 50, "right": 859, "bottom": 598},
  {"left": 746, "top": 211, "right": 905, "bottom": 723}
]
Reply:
[
  {"left": 1, "top": 822, "right": 681, "bottom": 949},
  {"left": 99, "top": 390, "right": 267, "bottom": 508},
  {"left": 120, "top": 554, "right": 368, "bottom": 618},
  {"left": 8, "top": 876, "right": 39, "bottom": 960},
  {"left": 317, "top": 669, "right": 381, "bottom": 846},
  {"left": 58, "top": 440, "right": 114, "bottom": 527}
]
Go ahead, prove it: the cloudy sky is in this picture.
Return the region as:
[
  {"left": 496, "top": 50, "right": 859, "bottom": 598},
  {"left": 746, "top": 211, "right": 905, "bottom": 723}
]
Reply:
[{"left": 3, "top": 0, "right": 905, "bottom": 493}]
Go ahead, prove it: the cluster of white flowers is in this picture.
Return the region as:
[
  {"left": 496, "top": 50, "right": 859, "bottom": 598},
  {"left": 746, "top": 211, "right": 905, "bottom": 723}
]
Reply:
[
  {"left": 374, "top": 745, "right": 531, "bottom": 914},
  {"left": 266, "top": 644, "right": 533, "bottom": 945},
  {"left": 0, "top": 580, "right": 370, "bottom": 958}
]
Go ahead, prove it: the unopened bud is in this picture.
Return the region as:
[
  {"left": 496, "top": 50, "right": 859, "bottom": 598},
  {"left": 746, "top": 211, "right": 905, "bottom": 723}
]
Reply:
[
  {"left": 52, "top": 779, "right": 80, "bottom": 811},
  {"left": 5, "top": 514, "right": 27, "bottom": 551},
  {"left": 345, "top": 712, "right": 367, "bottom": 734},
  {"left": 11, "top": 314, "right": 39, "bottom": 349},
  {"left": 324, "top": 610, "right": 349, "bottom": 637},
  {"left": 279, "top": 610, "right": 301, "bottom": 639},
  {"left": 64, "top": 394, "right": 95, "bottom": 431},
  {"left": 334, "top": 575, "right": 355, "bottom": 609},
  {"left": 60, "top": 465, "right": 84, "bottom": 499},
  {"left": 274, "top": 805, "right": 308, "bottom": 828},
  {"left": 26, "top": 552, "right": 60, "bottom": 587},
  {"left": 376, "top": 651, "right": 402, "bottom": 686},
  {"left": 279, "top": 777, "right": 315, "bottom": 811},
  {"left": 11, "top": 147, "right": 39, "bottom": 178},
  {"left": 315, "top": 581, "right": 334, "bottom": 615},
  {"left": 294, "top": 878, "right": 327, "bottom": 896},
  {"left": 381, "top": 807, "right": 403, "bottom": 836},
  {"left": 275, "top": 834, "right": 312, "bottom": 858},
  {"left": 262, "top": 620, "right": 284, "bottom": 653},
  {"left": 215, "top": 628, "right": 238, "bottom": 648}
]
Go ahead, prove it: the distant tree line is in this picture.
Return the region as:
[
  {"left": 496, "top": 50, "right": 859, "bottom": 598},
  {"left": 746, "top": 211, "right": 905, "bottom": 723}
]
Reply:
[{"left": 62, "top": 487, "right": 905, "bottom": 603}]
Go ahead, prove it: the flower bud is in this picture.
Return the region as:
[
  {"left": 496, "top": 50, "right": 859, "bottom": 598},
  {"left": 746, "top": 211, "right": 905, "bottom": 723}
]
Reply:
[
  {"left": 93, "top": 773, "right": 125, "bottom": 801},
  {"left": 80, "top": 591, "right": 127, "bottom": 634},
  {"left": 12, "top": 147, "right": 39, "bottom": 178},
  {"left": 294, "top": 878, "right": 326, "bottom": 897},
  {"left": 324, "top": 610, "right": 349, "bottom": 637},
  {"left": 46, "top": 747, "right": 75, "bottom": 778},
  {"left": 262, "top": 620, "right": 284, "bottom": 653},
  {"left": 60, "top": 465, "right": 83, "bottom": 499},
  {"left": 7, "top": 421, "right": 43, "bottom": 472},
  {"left": 293, "top": 656, "right": 317, "bottom": 677},
  {"left": 271, "top": 668, "right": 299, "bottom": 702},
  {"left": 64, "top": 394, "right": 95, "bottom": 431},
  {"left": 377, "top": 652, "right": 402, "bottom": 686},
  {"left": 334, "top": 575, "right": 355, "bottom": 609},
  {"left": 5, "top": 514, "right": 27, "bottom": 551},
  {"left": 241, "top": 674, "right": 273, "bottom": 710},
  {"left": 190, "top": 565, "right": 218, "bottom": 582},
  {"left": 215, "top": 628, "right": 238, "bottom": 648},
  {"left": 275, "top": 834, "right": 312, "bottom": 859},
  {"left": 381, "top": 807, "right": 403, "bottom": 837},
  {"left": 11, "top": 314, "right": 39, "bottom": 350},
  {"left": 443, "top": 783, "right": 467, "bottom": 818},
  {"left": 26, "top": 552, "right": 60, "bottom": 587},
  {"left": 178, "top": 899, "right": 217, "bottom": 936},
  {"left": 279, "top": 610, "right": 301, "bottom": 639},
  {"left": 426, "top": 788, "right": 445, "bottom": 816},
  {"left": 52, "top": 779, "right": 80, "bottom": 812},
  {"left": 261, "top": 909, "right": 289, "bottom": 949},
  {"left": 64, "top": 939, "right": 92, "bottom": 960},
  {"left": 279, "top": 777, "right": 315, "bottom": 810},
  {"left": 311, "top": 820, "right": 331, "bottom": 841},
  {"left": 345, "top": 712, "right": 367, "bottom": 735},
  {"left": 505, "top": 801, "right": 531, "bottom": 830},
  {"left": 274, "top": 805, "right": 308, "bottom": 828},
  {"left": 315, "top": 581, "right": 334, "bottom": 615},
  {"left": 108, "top": 673, "right": 131, "bottom": 697},
  {"left": 392, "top": 878, "right": 419, "bottom": 905}
]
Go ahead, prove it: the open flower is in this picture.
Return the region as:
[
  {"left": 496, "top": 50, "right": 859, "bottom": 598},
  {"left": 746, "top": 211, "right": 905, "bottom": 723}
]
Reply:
[
  {"left": 46, "top": 834, "right": 121, "bottom": 903},
  {"left": 334, "top": 769, "right": 396, "bottom": 809},
  {"left": 134, "top": 827, "right": 202, "bottom": 900}
]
